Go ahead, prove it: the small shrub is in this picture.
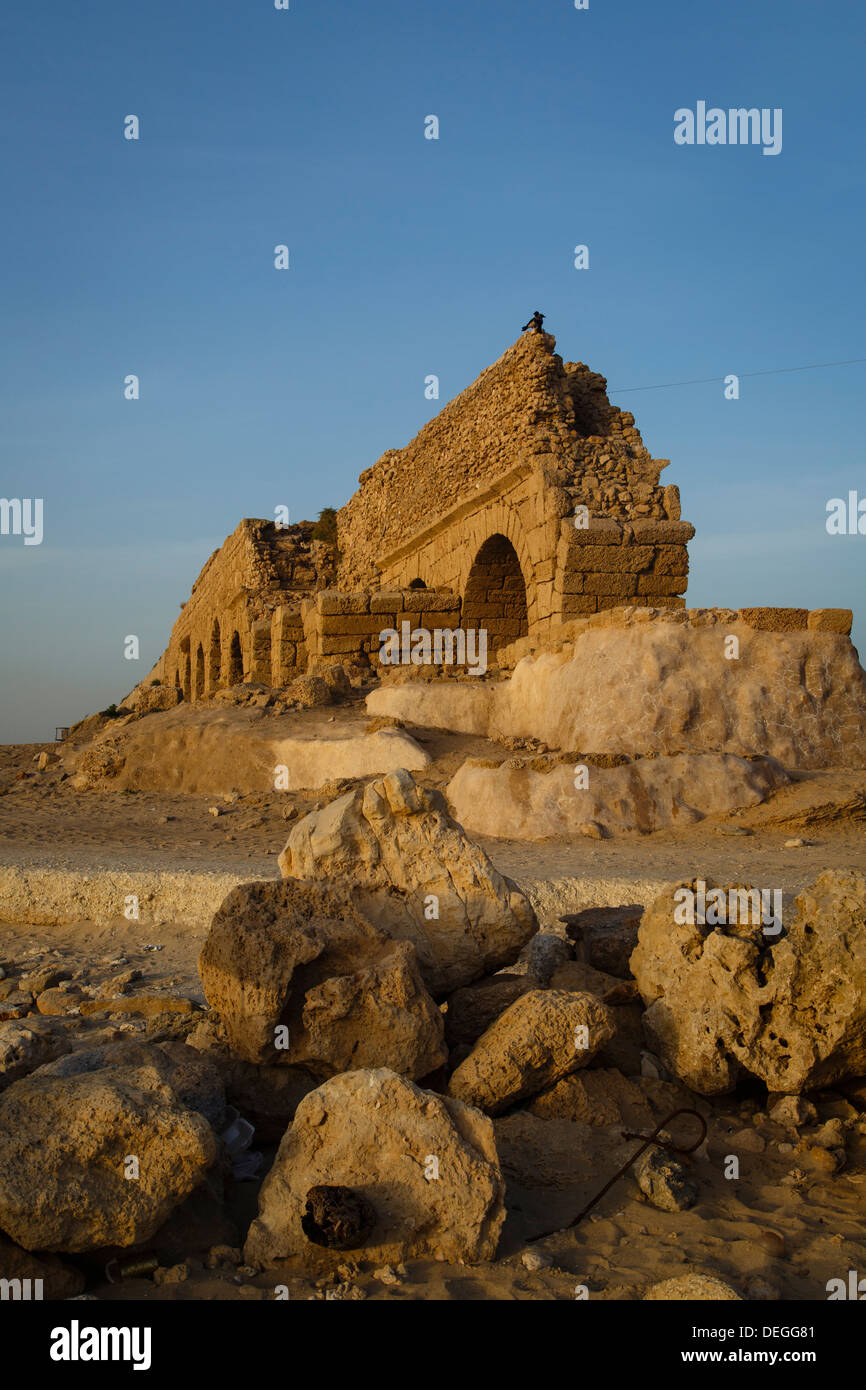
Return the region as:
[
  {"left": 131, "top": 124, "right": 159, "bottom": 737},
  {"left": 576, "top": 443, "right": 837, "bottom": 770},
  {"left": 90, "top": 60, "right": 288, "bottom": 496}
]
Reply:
[{"left": 311, "top": 507, "right": 338, "bottom": 544}]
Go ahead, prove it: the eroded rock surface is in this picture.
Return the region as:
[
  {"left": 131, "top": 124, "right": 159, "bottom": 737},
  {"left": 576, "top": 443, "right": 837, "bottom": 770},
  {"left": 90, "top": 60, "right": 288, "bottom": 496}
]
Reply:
[
  {"left": 631, "top": 869, "right": 866, "bottom": 1095},
  {"left": 0, "top": 1044, "right": 218, "bottom": 1252},
  {"left": 279, "top": 769, "right": 536, "bottom": 994},
  {"left": 199, "top": 878, "right": 445, "bottom": 1080},
  {"left": 245, "top": 1069, "right": 505, "bottom": 1271},
  {"left": 447, "top": 989, "right": 615, "bottom": 1115}
]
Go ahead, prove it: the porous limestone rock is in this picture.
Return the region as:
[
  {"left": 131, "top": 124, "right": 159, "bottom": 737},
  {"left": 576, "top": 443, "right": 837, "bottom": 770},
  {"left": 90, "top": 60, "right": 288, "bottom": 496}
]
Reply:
[
  {"left": 447, "top": 989, "right": 616, "bottom": 1115},
  {"left": 199, "top": 878, "right": 445, "bottom": 1080},
  {"left": 244, "top": 1069, "right": 505, "bottom": 1271},
  {"left": 446, "top": 753, "right": 791, "bottom": 840},
  {"left": 279, "top": 769, "right": 536, "bottom": 995},
  {"left": 0, "top": 1049, "right": 218, "bottom": 1252},
  {"left": 644, "top": 1274, "right": 741, "bottom": 1301},
  {"left": 631, "top": 869, "right": 866, "bottom": 1095},
  {"left": 368, "top": 614, "right": 866, "bottom": 770}
]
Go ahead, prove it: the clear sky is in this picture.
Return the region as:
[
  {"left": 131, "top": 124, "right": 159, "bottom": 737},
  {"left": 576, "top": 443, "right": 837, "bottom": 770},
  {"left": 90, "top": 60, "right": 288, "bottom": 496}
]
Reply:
[{"left": 1, "top": 0, "right": 864, "bottom": 743}]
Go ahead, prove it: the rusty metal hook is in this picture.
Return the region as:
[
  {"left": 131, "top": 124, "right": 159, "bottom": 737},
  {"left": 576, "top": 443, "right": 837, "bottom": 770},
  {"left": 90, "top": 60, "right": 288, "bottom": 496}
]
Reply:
[{"left": 528, "top": 1106, "right": 707, "bottom": 1242}]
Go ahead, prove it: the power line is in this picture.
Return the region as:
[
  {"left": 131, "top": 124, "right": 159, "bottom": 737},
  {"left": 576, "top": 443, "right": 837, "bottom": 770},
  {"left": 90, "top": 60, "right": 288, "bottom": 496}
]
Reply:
[{"left": 610, "top": 357, "right": 866, "bottom": 393}]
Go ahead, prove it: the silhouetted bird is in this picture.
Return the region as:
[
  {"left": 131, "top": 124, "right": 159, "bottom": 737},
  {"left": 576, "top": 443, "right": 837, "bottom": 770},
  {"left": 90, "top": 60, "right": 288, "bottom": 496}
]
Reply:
[{"left": 522, "top": 310, "right": 545, "bottom": 333}]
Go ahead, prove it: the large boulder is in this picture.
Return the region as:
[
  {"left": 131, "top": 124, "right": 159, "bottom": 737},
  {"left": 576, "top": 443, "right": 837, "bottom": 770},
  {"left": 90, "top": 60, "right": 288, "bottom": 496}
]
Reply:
[
  {"left": 631, "top": 869, "right": 866, "bottom": 1095},
  {"left": 244, "top": 1068, "right": 505, "bottom": 1271},
  {"left": 447, "top": 990, "right": 616, "bottom": 1115},
  {"left": 279, "top": 769, "right": 536, "bottom": 995},
  {"left": 0, "top": 1045, "right": 218, "bottom": 1252},
  {"left": 199, "top": 879, "right": 445, "bottom": 1081}
]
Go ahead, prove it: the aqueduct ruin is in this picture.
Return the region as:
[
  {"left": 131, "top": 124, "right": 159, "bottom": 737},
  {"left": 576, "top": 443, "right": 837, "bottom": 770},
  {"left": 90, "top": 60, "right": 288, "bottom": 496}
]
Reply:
[{"left": 147, "top": 328, "right": 694, "bottom": 693}]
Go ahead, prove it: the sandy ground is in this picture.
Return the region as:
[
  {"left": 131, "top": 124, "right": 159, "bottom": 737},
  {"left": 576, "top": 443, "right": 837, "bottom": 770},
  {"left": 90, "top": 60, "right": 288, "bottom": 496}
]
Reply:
[{"left": 1, "top": 708, "right": 865, "bottom": 1302}]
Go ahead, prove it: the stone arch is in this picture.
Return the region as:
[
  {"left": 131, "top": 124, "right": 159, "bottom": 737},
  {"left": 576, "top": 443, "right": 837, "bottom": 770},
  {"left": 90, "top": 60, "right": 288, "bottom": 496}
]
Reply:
[
  {"left": 227, "top": 630, "right": 244, "bottom": 686},
  {"left": 407, "top": 577, "right": 427, "bottom": 590},
  {"left": 182, "top": 650, "right": 191, "bottom": 701},
  {"left": 456, "top": 495, "right": 540, "bottom": 622},
  {"left": 462, "top": 533, "right": 529, "bottom": 655},
  {"left": 194, "top": 643, "right": 205, "bottom": 700},
  {"left": 208, "top": 619, "right": 222, "bottom": 694}
]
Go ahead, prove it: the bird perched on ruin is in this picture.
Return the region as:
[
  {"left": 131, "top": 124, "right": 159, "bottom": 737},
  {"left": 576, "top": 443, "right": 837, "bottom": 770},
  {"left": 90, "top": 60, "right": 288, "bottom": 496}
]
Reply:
[{"left": 522, "top": 310, "right": 545, "bottom": 333}]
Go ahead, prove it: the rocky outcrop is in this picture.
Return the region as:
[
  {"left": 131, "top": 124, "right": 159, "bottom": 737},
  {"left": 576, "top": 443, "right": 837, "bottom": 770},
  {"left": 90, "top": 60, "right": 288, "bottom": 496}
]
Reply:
[
  {"left": 279, "top": 769, "right": 536, "bottom": 995},
  {"left": 631, "top": 869, "right": 866, "bottom": 1095},
  {"left": 0, "top": 1044, "right": 219, "bottom": 1252},
  {"left": 199, "top": 878, "right": 445, "bottom": 1080},
  {"left": 447, "top": 990, "right": 616, "bottom": 1115},
  {"left": 244, "top": 1069, "right": 506, "bottom": 1271},
  {"left": 368, "top": 610, "right": 866, "bottom": 770},
  {"left": 446, "top": 753, "right": 791, "bottom": 841}
]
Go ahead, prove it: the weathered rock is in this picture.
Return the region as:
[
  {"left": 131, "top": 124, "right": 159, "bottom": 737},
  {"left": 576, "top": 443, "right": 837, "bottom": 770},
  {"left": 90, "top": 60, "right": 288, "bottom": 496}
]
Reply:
[
  {"left": 279, "top": 770, "right": 536, "bottom": 995},
  {"left": 446, "top": 753, "right": 791, "bottom": 840},
  {"left": 444, "top": 975, "right": 533, "bottom": 1049},
  {"left": 631, "top": 870, "right": 866, "bottom": 1095},
  {"left": 0, "top": 1231, "right": 85, "bottom": 1299},
  {"left": 644, "top": 1274, "right": 741, "bottom": 1301},
  {"left": 199, "top": 878, "right": 445, "bottom": 1081},
  {"left": 0, "top": 1049, "right": 218, "bottom": 1252},
  {"left": 768, "top": 1095, "right": 817, "bottom": 1129},
  {"left": 528, "top": 1067, "right": 690, "bottom": 1128},
  {"left": 635, "top": 1148, "right": 698, "bottom": 1212},
  {"left": 447, "top": 990, "right": 616, "bottom": 1115},
  {"left": 245, "top": 1069, "right": 505, "bottom": 1271},
  {"left": 0, "top": 1018, "right": 72, "bottom": 1091}
]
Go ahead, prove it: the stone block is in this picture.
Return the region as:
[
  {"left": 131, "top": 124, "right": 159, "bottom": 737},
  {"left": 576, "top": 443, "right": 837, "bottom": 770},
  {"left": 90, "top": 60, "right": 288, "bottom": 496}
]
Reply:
[
  {"left": 738, "top": 608, "right": 809, "bottom": 633},
  {"left": 320, "top": 615, "right": 383, "bottom": 637},
  {"left": 370, "top": 592, "right": 404, "bottom": 614},
  {"left": 651, "top": 545, "right": 690, "bottom": 576},
  {"left": 582, "top": 572, "right": 638, "bottom": 597},
  {"left": 807, "top": 609, "right": 853, "bottom": 635},
  {"left": 637, "top": 573, "right": 689, "bottom": 596},
  {"left": 317, "top": 592, "right": 370, "bottom": 616},
  {"left": 565, "top": 519, "right": 624, "bottom": 546},
  {"left": 629, "top": 520, "right": 695, "bottom": 546}
]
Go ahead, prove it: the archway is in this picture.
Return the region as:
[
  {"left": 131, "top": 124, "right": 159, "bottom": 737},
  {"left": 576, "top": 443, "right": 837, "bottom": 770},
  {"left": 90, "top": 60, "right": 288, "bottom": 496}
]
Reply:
[
  {"left": 462, "top": 533, "right": 528, "bottom": 656},
  {"left": 194, "top": 644, "right": 205, "bottom": 700},
  {"left": 208, "top": 620, "right": 221, "bottom": 693},
  {"left": 227, "top": 630, "right": 244, "bottom": 686}
]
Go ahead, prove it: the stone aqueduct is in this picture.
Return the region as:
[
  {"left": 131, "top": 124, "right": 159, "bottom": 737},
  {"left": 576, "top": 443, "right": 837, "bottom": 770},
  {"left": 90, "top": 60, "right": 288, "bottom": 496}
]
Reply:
[{"left": 149, "top": 329, "right": 694, "bottom": 695}]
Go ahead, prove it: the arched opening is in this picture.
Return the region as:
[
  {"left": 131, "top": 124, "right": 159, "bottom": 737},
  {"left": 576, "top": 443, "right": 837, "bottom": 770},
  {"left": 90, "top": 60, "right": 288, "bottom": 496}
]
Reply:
[
  {"left": 462, "top": 533, "right": 528, "bottom": 657},
  {"left": 208, "top": 619, "right": 221, "bottom": 693},
  {"left": 194, "top": 644, "right": 205, "bottom": 700},
  {"left": 407, "top": 577, "right": 427, "bottom": 590},
  {"left": 182, "top": 651, "right": 191, "bottom": 702},
  {"left": 228, "top": 630, "right": 244, "bottom": 686}
]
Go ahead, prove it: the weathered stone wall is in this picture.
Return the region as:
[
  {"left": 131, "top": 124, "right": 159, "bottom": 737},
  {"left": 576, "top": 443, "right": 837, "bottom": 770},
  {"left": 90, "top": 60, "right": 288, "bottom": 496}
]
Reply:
[
  {"left": 336, "top": 331, "right": 694, "bottom": 639},
  {"left": 146, "top": 329, "right": 696, "bottom": 692},
  {"left": 152, "top": 520, "right": 336, "bottom": 698},
  {"left": 301, "top": 589, "right": 464, "bottom": 669}
]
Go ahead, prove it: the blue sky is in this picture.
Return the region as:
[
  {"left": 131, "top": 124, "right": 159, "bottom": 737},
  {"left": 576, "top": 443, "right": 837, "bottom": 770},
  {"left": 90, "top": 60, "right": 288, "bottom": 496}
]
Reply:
[{"left": 1, "top": 0, "right": 864, "bottom": 742}]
